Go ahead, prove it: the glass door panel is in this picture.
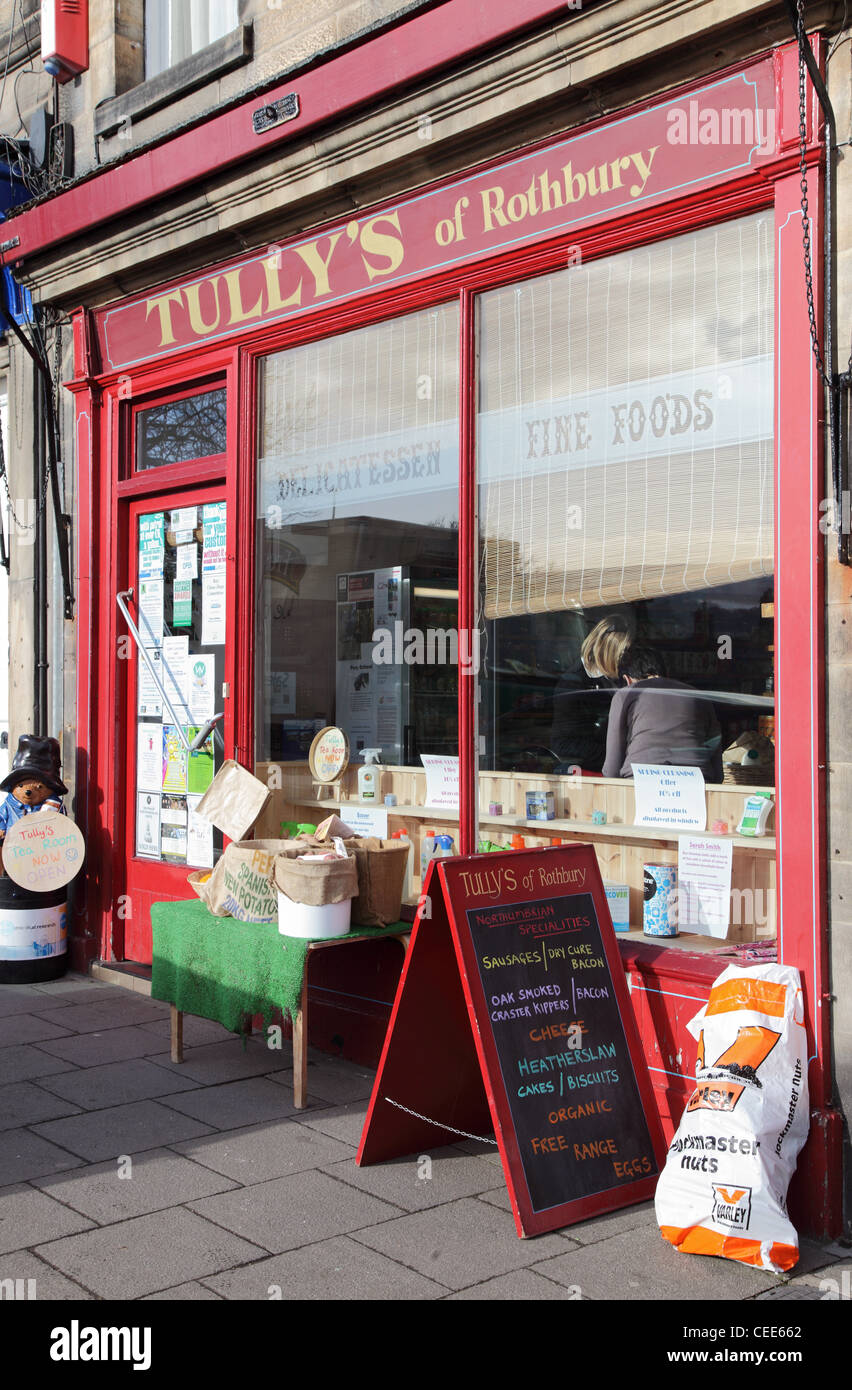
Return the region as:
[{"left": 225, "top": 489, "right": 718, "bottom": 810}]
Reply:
[{"left": 133, "top": 500, "right": 227, "bottom": 870}]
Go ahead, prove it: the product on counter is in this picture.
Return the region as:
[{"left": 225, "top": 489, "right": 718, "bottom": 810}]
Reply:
[{"left": 736, "top": 792, "right": 774, "bottom": 836}]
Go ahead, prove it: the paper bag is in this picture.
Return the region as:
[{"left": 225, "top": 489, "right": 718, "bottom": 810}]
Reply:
[
  {"left": 193, "top": 760, "right": 271, "bottom": 842},
  {"left": 348, "top": 837, "right": 409, "bottom": 927}
]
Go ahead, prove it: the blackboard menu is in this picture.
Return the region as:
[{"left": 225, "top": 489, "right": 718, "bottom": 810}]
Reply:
[
  {"left": 441, "top": 844, "right": 666, "bottom": 1234},
  {"left": 466, "top": 888, "right": 659, "bottom": 1215}
]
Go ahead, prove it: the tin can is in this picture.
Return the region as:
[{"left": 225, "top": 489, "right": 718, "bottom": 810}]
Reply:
[{"left": 643, "top": 863, "right": 678, "bottom": 937}]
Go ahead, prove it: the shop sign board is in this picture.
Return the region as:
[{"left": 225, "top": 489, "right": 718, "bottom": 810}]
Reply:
[
  {"left": 357, "top": 843, "right": 666, "bottom": 1236},
  {"left": 97, "top": 60, "right": 777, "bottom": 371},
  {"left": 2, "top": 812, "right": 86, "bottom": 891}
]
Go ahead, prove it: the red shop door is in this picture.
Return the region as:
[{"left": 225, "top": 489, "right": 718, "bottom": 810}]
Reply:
[{"left": 118, "top": 486, "right": 233, "bottom": 963}]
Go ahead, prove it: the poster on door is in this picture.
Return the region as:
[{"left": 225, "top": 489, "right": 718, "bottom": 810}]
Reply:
[
  {"left": 137, "top": 723, "right": 163, "bottom": 793},
  {"left": 136, "top": 791, "right": 160, "bottom": 859},
  {"left": 162, "top": 725, "right": 188, "bottom": 793},
  {"left": 161, "top": 794, "right": 188, "bottom": 863}
]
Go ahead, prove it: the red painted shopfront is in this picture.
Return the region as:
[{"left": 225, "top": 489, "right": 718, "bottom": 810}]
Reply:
[{"left": 55, "top": 42, "right": 839, "bottom": 1234}]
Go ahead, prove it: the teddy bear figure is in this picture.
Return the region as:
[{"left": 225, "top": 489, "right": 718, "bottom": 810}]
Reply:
[{"left": 0, "top": 737, "right": 68, "bottom": 871}]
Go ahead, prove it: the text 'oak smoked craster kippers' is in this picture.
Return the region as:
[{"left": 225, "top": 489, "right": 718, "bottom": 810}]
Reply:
[{"left": 655, "top": 964, "right": 809, "bottom": 1273}]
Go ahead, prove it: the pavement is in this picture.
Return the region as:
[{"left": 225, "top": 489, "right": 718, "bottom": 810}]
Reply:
[{"left": 0, "top": 970, "right": 848, "bottom": 1302}]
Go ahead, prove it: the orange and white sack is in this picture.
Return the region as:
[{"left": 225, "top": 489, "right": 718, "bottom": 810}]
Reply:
[{"left": 655, "top": 964, "right": 809, "bottom": 1273}]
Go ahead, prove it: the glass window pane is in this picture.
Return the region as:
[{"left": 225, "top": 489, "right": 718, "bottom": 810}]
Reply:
[
  {"left": 136, "top": 388, "right": 227, "bottom": 470},
  {"left": 256, "top": 304, "right": 460, "bottom": 767},
  {"left": 134, "top": 502, "right": 227, "bottom": 867},
  {"left": 146, "top": 0, "right": 239, "bottom": 78},
  {"left": 476, "top": 210, "right": 775, "bottom": 781}
]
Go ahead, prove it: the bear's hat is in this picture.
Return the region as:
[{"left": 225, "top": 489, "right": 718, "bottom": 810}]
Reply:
[{"left": 0, "top": 735, "right": 68, "bottom": 796}]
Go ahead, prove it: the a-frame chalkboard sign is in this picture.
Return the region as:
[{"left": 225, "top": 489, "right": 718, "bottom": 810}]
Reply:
[{"left": 357, "top": 843, "right": 666, "bottom": 1238}]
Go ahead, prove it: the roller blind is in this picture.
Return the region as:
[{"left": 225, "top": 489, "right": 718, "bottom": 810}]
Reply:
[{"left": 478, "top": 212, "right": 774, "bottom": 619}]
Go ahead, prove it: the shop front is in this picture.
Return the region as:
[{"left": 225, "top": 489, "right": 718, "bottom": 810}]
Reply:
[{"left": 66, "top": 42, "right": 839, "bottom": 1234}]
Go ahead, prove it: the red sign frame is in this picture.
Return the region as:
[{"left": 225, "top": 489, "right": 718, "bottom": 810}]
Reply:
[{"left": 358, "top": 844, "right": 667, "bottom": 1237}]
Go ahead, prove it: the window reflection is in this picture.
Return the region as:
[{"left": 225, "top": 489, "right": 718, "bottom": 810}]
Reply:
[{"left": 136, "top": 388, "right": 227, "bottom": 470}]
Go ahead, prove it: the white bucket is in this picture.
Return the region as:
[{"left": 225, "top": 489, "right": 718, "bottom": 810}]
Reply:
[{"left": 277, "top": 892, "right": 352, "bottom": 940}]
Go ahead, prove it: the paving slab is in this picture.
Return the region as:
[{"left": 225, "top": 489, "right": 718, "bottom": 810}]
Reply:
[
  {"left": 0, "top": 1081, "right": 83, "bottom": 1130},
  {"left": 157, "top": 1077, "right": 302, "bottom": 1130},
  {"left": 147, "top": 1037, "right": 294, "bottom": 1084},
  {"left": 29, "top": 998, "right": 170, "bottom": 1033},
  {"left": 33, "top": 1147, "right": 239, "bottom": 1223},
  {"left": 553, "top": 1199, "right": 657, "bottom": 1246},
  {"left": 202, "top": 1233, "right": 449, "bottom": 1301},
  {"left": 34, "top": 1207, "right": 269, "bottom": 1299},
  {"left": 754, "top": 1283, "right": 827, "bottom": 1300},
  {"left": 0, "top": 1128, "right": 84, "bottom": 1187},
  {"left": 0, "top": 989, "right": 74, "bottom": 1018},
  {"left": 0, "top": 1183, "right": 95, "bottom": 1253},
  {"left": 29, "top": 974, "right": 124, "bottom": 996},
  {"left": 35, "top": 1057, "right": 202, "bottom": 1110},
  {"left": 818, "top": 1239, "right": 852, "bottom": 1260},
  {"left": 173, "top": 1120, "right": 355, "bottom": 1184},
  {"left": 296, "top": 1101, "right": 370, "bottom": 1147},
  {"left": 770, "top": 1255, "right": 852, "bottom": 1299},
  {"left": 0, "top": 1044, "right": 77, "bottom": 1084},
  {"left": 142, "top": 1281, "right": 224, "bottom": 1300},
  {"left": 0, "top": 1013, "right": 74, "bottom": 1046},
  {"left": 30, "top": 1099, "right": 215, "bottom": 1161},
  {"left": 473, "top": 1187, "right": 582, "bottom": 1243},
  {"left": 447, "top": 1268, "right": 588, "bottom": 1299},
  {"left": 529, "top": 1224, "right": 781, "bottom": 1300},
  {"left": 0, "top": 1247, "right": 95, "bottom": 1299},
  {"left": 450, "top": 1138, "right": 504, "bottom": 1168},
  {"left": 350, "top": 1195, "right": 571, "bottom": 1289},
  {"left": 139, "top": 1016, "right": 237, "bottom": 1047},
  {"left": 31, "top": 984, "right": 140, "bottom": 1005},
  {"left": 266, "top": 1054, "right": 376, "bottom": 1106},
  {"left": 321, "top": 1148, "right": 510, "bottom": 1212},
  {"left": 789, "top": 1239, "right": 844, "bottom": 1277},
  {"left": 187, "top": 1169, "right": 402, "bottom": 1253},
  {"left": 35, "top": 1025, "right": 178, "bottom": 1068}
]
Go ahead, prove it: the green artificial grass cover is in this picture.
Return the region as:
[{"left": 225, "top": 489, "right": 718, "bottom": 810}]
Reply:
[{"left": 150, "top": 897, "right": 407, "bottom": 1034}]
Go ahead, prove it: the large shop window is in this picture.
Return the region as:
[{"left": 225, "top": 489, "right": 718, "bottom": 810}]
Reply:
[
  {"left": 477, "top": 211, "right": 775, "bottom": 778},
  {"left": 256, "top": 304, "right": 460, "bottom": 765}
]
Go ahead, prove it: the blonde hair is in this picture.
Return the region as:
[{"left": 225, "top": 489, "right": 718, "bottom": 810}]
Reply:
[{"left": 581, "top": 616, "right": 632, "bottom": 680}]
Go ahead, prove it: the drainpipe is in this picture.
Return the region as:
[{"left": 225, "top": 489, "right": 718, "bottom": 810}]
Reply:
[{"left": 33, "top": 360, "right": 47, "bottom": 736}]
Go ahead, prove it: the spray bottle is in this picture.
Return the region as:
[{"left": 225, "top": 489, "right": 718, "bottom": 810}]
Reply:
[{"left": 358, "top": 749, "right": 382, "bottom": 801}]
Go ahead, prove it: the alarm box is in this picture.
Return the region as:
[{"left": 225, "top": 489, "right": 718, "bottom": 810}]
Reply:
[{"left": 41, "top": 0, "right": 89, "bottom": 83}]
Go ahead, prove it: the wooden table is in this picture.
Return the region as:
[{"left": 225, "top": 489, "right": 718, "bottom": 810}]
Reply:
[{"left": 169, "top": 927, "right": 411, "bottom": 1108}]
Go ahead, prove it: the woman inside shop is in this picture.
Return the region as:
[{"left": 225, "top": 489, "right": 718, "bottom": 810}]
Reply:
[
  {"left": 602, "top": 645, "right": 722, "bottom": 780},
  {"left": 549, "top": 615, "right": 632, "bottom": 772}
]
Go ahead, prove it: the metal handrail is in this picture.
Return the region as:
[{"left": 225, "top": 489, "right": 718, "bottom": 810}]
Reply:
[{"left": 116, "top": 588, "right": 192, "bottom": 752}]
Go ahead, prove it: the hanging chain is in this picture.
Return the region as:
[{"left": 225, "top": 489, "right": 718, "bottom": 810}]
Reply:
[
  {"left": 797, "top": 0, "right": 831, "bottom": 384},
  {"left": 52, "top": 320, "right": 65, "bottom": 502},
  {"left": 383, "top": 1096, "right": 498, "bottom": 1145}
]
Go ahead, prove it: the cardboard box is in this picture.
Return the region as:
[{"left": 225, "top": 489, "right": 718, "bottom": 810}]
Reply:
[{"left": 526, "top": 790, "right": 555, "bottom": 821}]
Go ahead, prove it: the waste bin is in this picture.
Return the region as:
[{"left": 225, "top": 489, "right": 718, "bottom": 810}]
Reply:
[{"left": 0, "top": 875, "right": 67, "bottom": 983}]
